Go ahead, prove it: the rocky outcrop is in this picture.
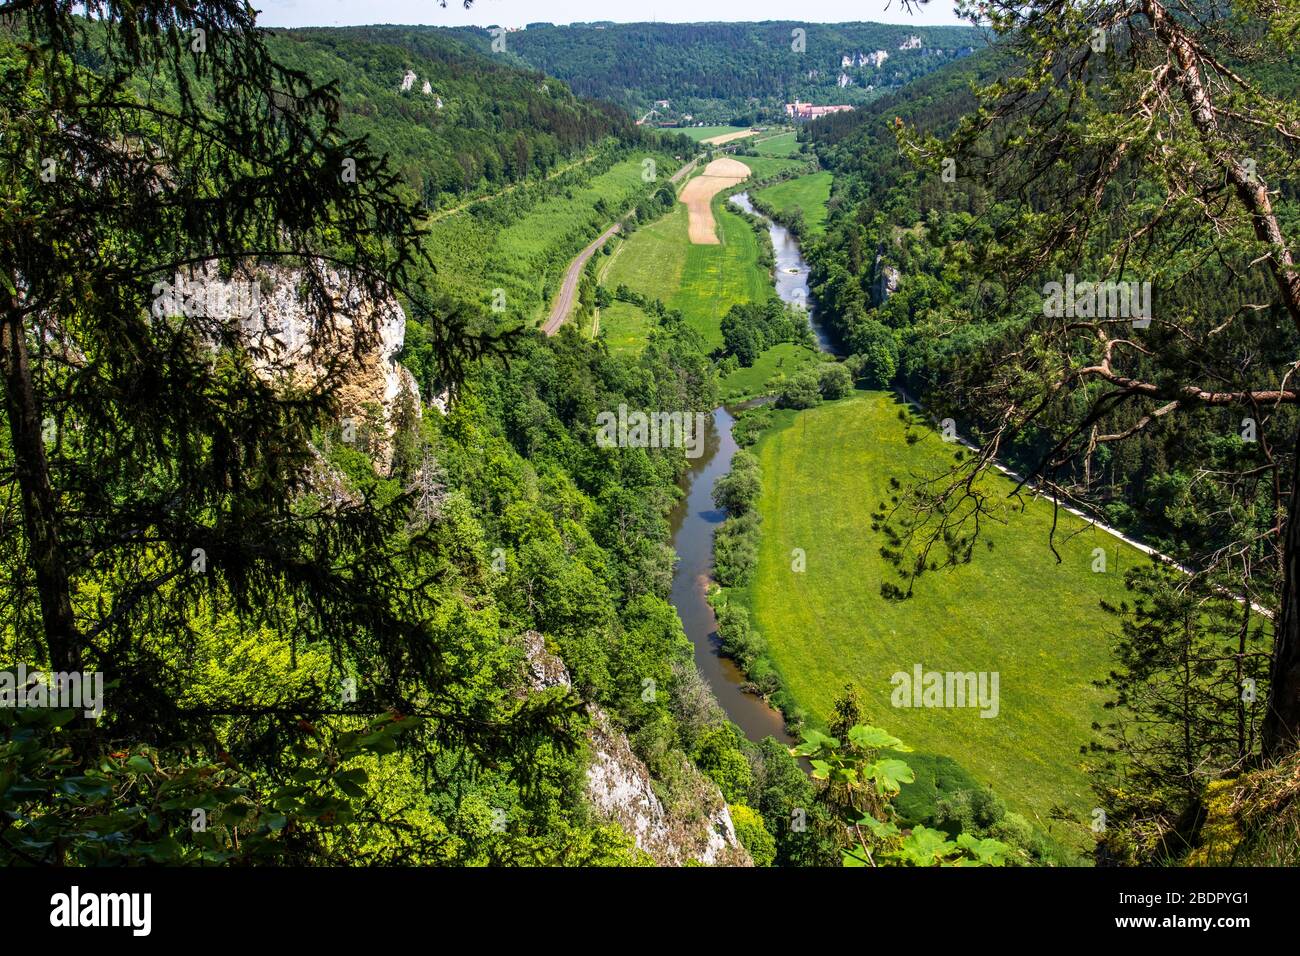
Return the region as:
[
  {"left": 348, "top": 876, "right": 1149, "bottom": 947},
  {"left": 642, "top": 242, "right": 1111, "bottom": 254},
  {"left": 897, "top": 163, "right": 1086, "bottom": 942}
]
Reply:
[
  {"left": 870, "top": 248, "right": 901, "bottom": 307},
  {"left": 585, "top": 707, "right": 750, "bottom": 866},
  {"left": 521, "top": 631, "right": 751, "bottom": 867},
  {"left": 152, "top": 262, "right": 419, "bottom": 469},
  {"left": 842, "top": 51, "right": 889, "bottom": 69}
]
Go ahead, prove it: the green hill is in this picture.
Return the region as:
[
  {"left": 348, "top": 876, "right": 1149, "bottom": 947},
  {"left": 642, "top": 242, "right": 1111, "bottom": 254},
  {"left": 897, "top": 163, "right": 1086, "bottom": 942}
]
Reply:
[{"left": 449, "top": 21, "right": 983, "bottom": 122}]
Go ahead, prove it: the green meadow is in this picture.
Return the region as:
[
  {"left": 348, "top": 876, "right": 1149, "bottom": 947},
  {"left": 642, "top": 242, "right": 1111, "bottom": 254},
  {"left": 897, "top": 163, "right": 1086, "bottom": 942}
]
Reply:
[
  {"left": 679, "top": 124, "right": 751, "bottom": 141},
  {"left": 600, "top": 190, "right": 769, "bottom": 352},
  {"left": 718, "top": 342, "right": 828, "bottom": 402},
  {"left": 595, "top": 300, "right": 656, "bottom": 355},
  {"left": 596, "top": 150, "right": 821, "bottom": 355},
  {"left": 754, "top": 171, "right": 834, "bottom": 237},
  {"left": 733, "top": 155, "right": 806, "bottom": 180},
  {"left": 425, "top": 154, "right": 670, "bottom": 325},
  {"left": 741, "top": 391, "right": 1146, "bottom": 847},
  {"left": 752, "top": 130, "right": 801, "bottom": 156}
]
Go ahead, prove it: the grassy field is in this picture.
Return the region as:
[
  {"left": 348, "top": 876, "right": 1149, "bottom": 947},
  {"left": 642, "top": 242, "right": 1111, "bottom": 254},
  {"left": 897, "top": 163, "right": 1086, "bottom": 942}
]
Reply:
[
  {"left": 733, "top": 155, "right": 807, "bottom": 181},
  {"left": 679, "top": 125, "right": 749, "bottom": 141},
  {"left": 752, "top": 131, "right": 801, "bottom": 157},
  {"left": 741, "top": 391, "right": 1145, "bottom": 848},
  {"left": 719, "top": 342, "right": 828, "bottom": 402},
  {"left": 754, "top": 172, "right": 834, "bottom": 237},
  {"left": 425, "top": 154, "right": 671, "bottom": 326},
  {"left": 596, "top": 300, "right": 655, "bottom": 355},
  {"left": 600, "top": 191, "right": 769, "bottom": 352},
  {"left": 597, "top": 209, "right": 687, "bottom": 352},
  {"left": 596, "top": 151, "right": 812, "bottom": 356}
]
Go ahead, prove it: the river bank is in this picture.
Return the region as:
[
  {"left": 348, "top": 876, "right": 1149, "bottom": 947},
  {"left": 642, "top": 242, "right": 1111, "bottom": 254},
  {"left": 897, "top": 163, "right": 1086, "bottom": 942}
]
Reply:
[{"left": 666, "top": 189, "right": 837, "bottom": 746}]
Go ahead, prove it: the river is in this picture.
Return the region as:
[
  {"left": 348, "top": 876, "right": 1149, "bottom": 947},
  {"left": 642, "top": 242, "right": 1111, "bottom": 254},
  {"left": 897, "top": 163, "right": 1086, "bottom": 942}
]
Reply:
[
  {"left": 664, "top": 189, "right": 835, "bottom": 747},
  {"left": 728, "top": 190, "right": 840, "bottom": 354}
]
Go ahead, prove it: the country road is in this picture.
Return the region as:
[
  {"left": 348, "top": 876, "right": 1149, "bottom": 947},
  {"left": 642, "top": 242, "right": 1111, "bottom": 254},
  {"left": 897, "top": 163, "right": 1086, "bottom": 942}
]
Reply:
[
  {"left": 540, "top": 222, "right": 622, "bottom": 335},
  {"left": 543, "top": 155, "right": 701, "bottom": 336}
]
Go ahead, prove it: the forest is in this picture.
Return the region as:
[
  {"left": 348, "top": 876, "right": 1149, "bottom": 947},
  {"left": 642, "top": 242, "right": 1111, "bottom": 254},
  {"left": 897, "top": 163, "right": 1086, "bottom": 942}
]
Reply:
[
  {"left": 448, "top": 20, "right": 982, "bottom": 122},
  {"left": 3, "top": 0, "right": 1300, "bottom": 900},
  {"left": 798, "top": 1, "right": 1300, "bottom": 864}
]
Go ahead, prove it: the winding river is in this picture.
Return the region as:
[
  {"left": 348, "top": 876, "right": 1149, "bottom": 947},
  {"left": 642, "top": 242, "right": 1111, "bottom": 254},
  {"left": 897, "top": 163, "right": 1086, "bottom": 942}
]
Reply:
[{"left": 665, "top": 189, "right": 836, "bottom": 746}]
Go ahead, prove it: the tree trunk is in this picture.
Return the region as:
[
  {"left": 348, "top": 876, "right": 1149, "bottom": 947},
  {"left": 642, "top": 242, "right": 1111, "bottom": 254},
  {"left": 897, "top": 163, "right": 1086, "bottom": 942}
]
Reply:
[
  {"left": 1137, "top": 0, "right": 1300, "bottom": 760},
  {"left": 1264, "top": 424, "right": 1300, "bottom": 757},
  {"left": 0, "top": 297, "right": 81, "bottom": 672}
]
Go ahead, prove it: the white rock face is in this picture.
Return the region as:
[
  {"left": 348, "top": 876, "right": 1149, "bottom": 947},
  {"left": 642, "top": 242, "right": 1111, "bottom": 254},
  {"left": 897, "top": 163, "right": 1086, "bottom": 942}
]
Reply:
[
  {"left": 871, "top": 251, "right": 901, "bottom": 306},
  {"left": 400, "top": 69, "right": 417, "bottom": 92},
  {"left": 153, "top": 262, "right": 419, "bottom": 467},
  {"left": 520, "top": 631, "right": 751, "bottom": 867},
  {"left": 585, "top": 707, "right": 747, "bottom": 866},
  {"left": 246, "top": 268, "right": 413, "bottom": 431},
  {"left": 867, "top": 49, "right": 889, "bottom": 68},
  {"left": 899, "top": 34, "right": 923, "bottom": 50},
  {"left": 422, "top": 80, "right": 433, "bottom": 95}
]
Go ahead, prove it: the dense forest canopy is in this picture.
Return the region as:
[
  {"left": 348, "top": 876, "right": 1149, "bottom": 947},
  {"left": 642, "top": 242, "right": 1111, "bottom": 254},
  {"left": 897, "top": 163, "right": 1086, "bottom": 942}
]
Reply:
[
  {"left": 0, "top": 0, "right": 849, "bottom": 871},
  {"left": 447, "top": 20, "right": 984, "bottom": 122},
  {"left": 264, "top": 25, "right": 649, "bottom": 208}
]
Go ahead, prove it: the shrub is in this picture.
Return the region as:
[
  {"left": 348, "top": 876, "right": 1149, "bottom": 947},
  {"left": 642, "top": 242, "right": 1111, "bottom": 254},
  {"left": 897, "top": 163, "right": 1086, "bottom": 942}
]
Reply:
[
  {"left": 730, "top": 804, "right": 777, "bottom": 866},
  {"left": 715, "top": 599, "right": 766, "bottom": 669},
  {"left": 779, "top": 371, "right": 822, "bottom": 410},
  {"left": 712, "top": 450, "right": 761, "bottom": 516},
  {"left": 848, "top": 319, "right": 899, "bottom": 387},
  {"left": 713, "top": 511, "right": 760, "bottom": 587},
  {"left": 694, "top": 725, "right": 754, "bottom": 804},
  {"left": 817, "top": 363, "right": 853, "bottom": 399}
]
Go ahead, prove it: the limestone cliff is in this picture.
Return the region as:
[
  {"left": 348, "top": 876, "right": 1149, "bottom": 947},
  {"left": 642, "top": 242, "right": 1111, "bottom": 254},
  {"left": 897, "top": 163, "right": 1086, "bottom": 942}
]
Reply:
[
  {"left": 870, "top": 246, "right": 901, "bottom": 307},
  {"left": 521, "top": 631, "right": 751, "bottom": 867},
  {"left": 153, "top": 262, "right": 419, "bottom": 468}
]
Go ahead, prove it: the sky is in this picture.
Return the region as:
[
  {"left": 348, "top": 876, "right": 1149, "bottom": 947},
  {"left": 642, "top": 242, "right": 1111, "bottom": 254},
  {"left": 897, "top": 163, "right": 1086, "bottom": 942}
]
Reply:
[{"left": 252, "top": 0, "right": 966, "bottom": 29}]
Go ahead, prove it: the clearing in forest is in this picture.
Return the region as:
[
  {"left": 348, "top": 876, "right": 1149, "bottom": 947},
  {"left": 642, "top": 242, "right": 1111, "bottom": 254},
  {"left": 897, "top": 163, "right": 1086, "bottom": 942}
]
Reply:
[{"left": 679, "top": 157, "right": 752, "bottom": 244}]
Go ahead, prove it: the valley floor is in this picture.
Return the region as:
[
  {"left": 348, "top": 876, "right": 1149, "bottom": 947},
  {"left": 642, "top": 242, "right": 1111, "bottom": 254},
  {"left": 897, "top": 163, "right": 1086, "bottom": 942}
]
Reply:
[
  {"left": 739, "top": 392, "right": 1144, "bottom": 849},
  {"left": 581, "top": 157, "right": 1140, "bottom": 854},
  {"left": 596, "top": 153, "right": 808, "bottom": 353}
]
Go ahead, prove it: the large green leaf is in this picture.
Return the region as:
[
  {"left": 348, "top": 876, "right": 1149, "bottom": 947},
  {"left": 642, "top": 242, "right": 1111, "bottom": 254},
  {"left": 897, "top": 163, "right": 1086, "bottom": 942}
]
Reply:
[
  {"left": 847, "top": 724, "right": 912, "bottom": 753},
  {"left": 956, "top": 832, "right": 1011, "bottom": 866},
  {"left": 896, "top": 826, "right": 957, "bottom": 866},
  {"left": 863, "top": 758, "right": 915, "bottom": 794},
  {"left": 792, "top": 728, "right": 839, "bottom": 757},
  {"left": 855, "top": 812, "right": 900, "bottom": 841}
]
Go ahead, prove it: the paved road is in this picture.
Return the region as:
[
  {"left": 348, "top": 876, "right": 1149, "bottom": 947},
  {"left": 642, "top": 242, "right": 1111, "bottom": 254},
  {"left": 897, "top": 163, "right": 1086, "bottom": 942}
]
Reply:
[
  {"left": 543, "top": 155, "right": 701, "bottom": 336},
  {"left": 541, "top": 222, "right": 622, "bottom": 335}
]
